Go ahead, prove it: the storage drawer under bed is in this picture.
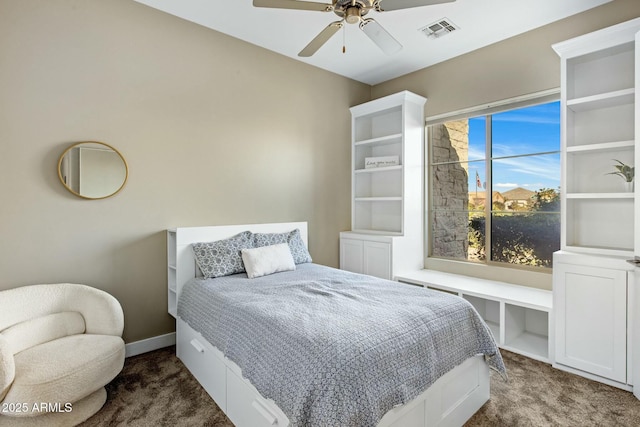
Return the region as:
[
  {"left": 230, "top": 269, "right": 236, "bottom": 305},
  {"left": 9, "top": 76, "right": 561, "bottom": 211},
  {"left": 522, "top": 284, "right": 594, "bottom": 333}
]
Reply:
[
  {"left": 176, "top": 318, "right": 227, "bottom": 411},
  {"left": 177, "top": 318, "right": 289, "bottom": 426},
  {"left": 226, "top": 366, "right": 289, "bottom": 427}
]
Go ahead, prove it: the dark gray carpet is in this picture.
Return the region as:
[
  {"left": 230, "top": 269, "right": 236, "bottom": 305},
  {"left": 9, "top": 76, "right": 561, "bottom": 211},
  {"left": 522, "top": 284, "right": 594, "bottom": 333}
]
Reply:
[{"left": 81, "top": 346, "right": 640, "bottom": 426}]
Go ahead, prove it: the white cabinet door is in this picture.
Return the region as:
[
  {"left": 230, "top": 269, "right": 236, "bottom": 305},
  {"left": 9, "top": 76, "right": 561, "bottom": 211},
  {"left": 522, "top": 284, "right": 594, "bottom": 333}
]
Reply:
[
  {"left": 554, "top": 263, "right": 628, "bottom": 383},
  {"left": 340, "top": 237, "right": 392, "bottom": 280},
  {"left": 340, "top": 238, "right": 364, "bottom": 274},
  {"left": 363, "top": 241, "right": 392, "bottom": 280}
]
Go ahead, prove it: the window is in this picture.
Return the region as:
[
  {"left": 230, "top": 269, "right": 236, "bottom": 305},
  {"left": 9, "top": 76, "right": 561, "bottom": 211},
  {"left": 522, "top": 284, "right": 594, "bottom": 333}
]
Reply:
[{"left": 428, "top": 99, "right": 560, "bottom": 270}]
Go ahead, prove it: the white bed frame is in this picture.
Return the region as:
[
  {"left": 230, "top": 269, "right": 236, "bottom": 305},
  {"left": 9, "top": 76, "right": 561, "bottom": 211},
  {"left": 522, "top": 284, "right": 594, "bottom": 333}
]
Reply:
[{"left": 171, "top": 222, "right": 490, "bottom": 427}]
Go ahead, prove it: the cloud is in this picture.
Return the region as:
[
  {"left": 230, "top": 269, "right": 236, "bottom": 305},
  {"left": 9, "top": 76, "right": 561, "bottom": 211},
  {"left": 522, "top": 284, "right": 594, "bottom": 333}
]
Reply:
[
  {"left": 494, "top": 154, "right": 560, "bottom": 181},
  {"left": 495, "top": 183, "right": 518, "bottom": 188},
  {"left": 491, "top": 102, "right": 561, "bottom": 125},
  {"left": 467, "top": 146, "right": 485, "bottom": 160}
]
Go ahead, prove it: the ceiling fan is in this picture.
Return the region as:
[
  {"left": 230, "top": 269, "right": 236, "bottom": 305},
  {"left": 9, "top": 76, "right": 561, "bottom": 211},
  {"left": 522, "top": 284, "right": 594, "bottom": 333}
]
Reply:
[{"left": 253, "top": 0, "right": 456, "bottom": 57}]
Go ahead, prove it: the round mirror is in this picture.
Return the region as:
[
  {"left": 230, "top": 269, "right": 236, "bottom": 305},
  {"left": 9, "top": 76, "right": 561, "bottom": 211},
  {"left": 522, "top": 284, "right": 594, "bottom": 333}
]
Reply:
[{"left": 57, "top": 141, "right": 128, "bottom": 199}]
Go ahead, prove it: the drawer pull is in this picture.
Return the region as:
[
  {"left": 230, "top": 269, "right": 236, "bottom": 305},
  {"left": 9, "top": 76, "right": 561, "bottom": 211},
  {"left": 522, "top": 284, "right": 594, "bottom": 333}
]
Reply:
[
  {"left": 251, "top": 400, "right": 277, "bottom": 425},
  {"left": 190, "top": 339, "right": 205, "bottom": 353}
]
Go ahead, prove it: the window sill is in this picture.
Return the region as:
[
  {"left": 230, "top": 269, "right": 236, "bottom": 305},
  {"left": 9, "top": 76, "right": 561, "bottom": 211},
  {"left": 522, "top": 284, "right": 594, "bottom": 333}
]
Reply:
[{"left": 424, "top": 257, "right": 552, "bottom": 291}]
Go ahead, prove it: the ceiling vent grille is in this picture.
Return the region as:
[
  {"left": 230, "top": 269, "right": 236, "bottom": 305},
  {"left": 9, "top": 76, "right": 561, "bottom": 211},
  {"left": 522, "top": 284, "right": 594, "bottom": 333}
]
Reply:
[{"left": 419, "top": 18, "right": 459, "bottom": 39}]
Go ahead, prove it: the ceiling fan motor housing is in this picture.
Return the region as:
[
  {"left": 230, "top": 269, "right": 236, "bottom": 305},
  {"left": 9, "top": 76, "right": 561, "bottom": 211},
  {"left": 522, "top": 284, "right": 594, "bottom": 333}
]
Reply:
[{"left": 345, "top": 7, "right": 360, "bottom": 23}]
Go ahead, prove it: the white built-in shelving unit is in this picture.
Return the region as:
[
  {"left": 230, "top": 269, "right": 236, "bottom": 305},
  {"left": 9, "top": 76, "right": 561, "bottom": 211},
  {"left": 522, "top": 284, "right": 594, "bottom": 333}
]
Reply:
[
  {"left": 340, "top": 91, "right": 427, "bottom": 280},
  {"left": 558, "top": 25, "right": 636, "bottom": 257},
  {"left": 552, "top": 17, "right": 640, "bottom": 395}
]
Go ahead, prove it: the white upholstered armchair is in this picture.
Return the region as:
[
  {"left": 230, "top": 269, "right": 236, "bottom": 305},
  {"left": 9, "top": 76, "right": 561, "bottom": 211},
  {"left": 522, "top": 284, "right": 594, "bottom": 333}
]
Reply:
[{"left": 0, "top": 283, "right": 125, "bottom": 426}]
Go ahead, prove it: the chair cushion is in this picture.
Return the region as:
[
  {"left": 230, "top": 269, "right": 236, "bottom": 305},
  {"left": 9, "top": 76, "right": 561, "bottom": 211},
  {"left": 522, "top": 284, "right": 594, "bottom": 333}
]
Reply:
[
  {"left": 1, "top": 312, "right": 85, "bottom": 355},
  {"left": 2, "top": 334, "right": 124, "bottom": 416}
]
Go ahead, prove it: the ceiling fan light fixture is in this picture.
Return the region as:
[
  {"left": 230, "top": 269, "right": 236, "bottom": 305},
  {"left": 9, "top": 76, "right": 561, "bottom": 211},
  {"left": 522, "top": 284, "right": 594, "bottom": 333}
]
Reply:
[{"left": 345, "top": 7, "right": 361, "bottom": 24}]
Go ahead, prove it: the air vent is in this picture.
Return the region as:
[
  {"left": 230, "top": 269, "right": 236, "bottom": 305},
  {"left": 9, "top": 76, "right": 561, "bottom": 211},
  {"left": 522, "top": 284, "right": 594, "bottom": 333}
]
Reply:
[{"left": 419, "top": 18, "right": 459, "bottom": 39}]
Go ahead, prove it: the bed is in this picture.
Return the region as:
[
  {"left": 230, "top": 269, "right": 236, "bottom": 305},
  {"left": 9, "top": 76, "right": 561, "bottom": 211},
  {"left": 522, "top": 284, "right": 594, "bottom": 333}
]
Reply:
[{"left": 169, "top": 222, "right": 505, "bottom": 427}]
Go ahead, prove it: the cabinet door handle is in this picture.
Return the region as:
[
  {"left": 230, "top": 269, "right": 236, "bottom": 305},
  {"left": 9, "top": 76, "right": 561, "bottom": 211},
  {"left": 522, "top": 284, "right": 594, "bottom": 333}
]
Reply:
[
  {"left": 251, "top": 400, "right": 277, "bottom": 425},
  {"left": 190, "top": 339, "right": 205, "bottom": 353}
]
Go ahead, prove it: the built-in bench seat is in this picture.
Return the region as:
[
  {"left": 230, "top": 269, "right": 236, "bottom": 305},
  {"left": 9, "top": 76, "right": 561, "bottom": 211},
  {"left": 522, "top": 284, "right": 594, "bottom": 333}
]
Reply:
[{"left": 395, "top": 270, "right": 553, "bottom": 363}]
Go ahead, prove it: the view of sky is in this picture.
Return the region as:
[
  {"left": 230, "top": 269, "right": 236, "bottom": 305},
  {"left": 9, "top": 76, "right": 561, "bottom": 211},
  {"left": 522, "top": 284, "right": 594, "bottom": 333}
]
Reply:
[{"left": 466, "top": 101, "right": 561, "bottom": 193}]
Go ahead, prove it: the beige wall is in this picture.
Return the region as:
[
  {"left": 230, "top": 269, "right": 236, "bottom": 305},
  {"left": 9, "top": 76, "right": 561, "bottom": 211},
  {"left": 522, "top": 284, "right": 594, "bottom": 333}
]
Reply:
[{"left": 0, "top": 0, "right": 370, "bottom": 342}]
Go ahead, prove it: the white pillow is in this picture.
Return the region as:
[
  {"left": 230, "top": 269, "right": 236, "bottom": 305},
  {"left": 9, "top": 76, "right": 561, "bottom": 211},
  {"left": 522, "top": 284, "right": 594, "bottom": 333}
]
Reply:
[{"left": 241, "top": 243, "right": 296, "bottom": 279}]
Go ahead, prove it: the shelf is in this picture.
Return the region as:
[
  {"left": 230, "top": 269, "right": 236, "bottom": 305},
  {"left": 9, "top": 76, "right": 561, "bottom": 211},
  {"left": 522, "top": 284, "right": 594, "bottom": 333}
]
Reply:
[
  {"left": 354, "top": 140, "right": 402, "bottom": 171},
  {"left": 566, "top": 140, "right": 635, "bottom": 153},
  {"left": 565, "top": 42, "right": 634, "bottom": 100},
  {"left": 350, "top": 229, "right": 402, "bottom": 236},
  {"left": 353, "top": 199, "right": 402, "bottom": 234},
  {"left": 354, "top": 166, "right": 402, "bottom": 199},
  {"left": 354, "top": 197, "right": 402, "bottom": 202},
  {"left": 565, "top": 198, "right": 634, "bottom": 252},
  {"left": 564, "top": 245, "right": 633, "bottom": 258},
  {"left": 354, "top": 133, "right": 402, "bottom": 146},
  {"left": 355, "top": 165, "right": 402, "bottom": 174},
  {"left": 567, "top": 88, "right": 634, "bottom": 112},
  {"left": 352, "top": 104, "right": 402, "bottom": 142},
  {"left": 503, "top": 331, "right": 549, "bottom": 362},
  {"left": 504, "top": 303, "right": 549, "bottom": 361},
  {"left": 565, "top": 146, "right": 634, "bottom": 193},
  {"left": 566, "top": 192, "right": 634, "bottom": 199}
]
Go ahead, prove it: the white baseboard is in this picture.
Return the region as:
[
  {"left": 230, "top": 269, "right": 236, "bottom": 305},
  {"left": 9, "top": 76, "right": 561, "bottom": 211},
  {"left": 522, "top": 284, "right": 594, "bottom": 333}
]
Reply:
[{"left": 125, "top": 332, "right": 176, "bottom": 358}]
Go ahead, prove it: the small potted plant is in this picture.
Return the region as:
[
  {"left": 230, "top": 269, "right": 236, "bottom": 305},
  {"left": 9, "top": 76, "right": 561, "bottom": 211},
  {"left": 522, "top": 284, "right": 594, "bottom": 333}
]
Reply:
[{"left": 607, "top": 159, "right": 634, "bottom": 192}]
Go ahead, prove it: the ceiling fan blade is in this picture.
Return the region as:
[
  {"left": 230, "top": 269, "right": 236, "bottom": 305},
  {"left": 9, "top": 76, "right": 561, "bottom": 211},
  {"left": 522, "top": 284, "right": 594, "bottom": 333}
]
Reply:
[
  {"left": 253, "top": 0, "right": 333, "bottom": 12},
  {"left": 377, "top": 0, "right": 456, "bottom": 12},
  {"left": 359, "top": 19, "right": 402, "bottom": 55},
  {"left": 298, "top": 21, "right": 344, "bottom": 57}
]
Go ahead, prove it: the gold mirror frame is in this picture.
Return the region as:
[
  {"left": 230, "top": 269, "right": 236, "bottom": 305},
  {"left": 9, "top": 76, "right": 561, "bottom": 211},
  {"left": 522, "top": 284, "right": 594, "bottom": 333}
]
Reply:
[{"left": 57, "top": 141, "right": 129, "bottom": 200}]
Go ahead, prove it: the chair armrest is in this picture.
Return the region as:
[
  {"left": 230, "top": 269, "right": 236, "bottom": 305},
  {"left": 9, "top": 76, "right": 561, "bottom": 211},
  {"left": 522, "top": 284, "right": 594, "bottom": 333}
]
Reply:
[
  {"left": 0, "top": 335, "right": 15, "bottom": 401},
  {"left": 63, "top": 284, "right": 124, "bottom": 337},
  {"left": 0, "top": 283, "right": 124, "bottom": 338}
]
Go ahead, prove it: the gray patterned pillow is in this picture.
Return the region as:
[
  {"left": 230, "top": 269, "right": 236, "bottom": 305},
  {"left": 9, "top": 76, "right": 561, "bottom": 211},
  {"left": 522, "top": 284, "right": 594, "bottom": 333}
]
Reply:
[
  {"left": 192, "top": 231, "right": 254, "bottom": 278},
  {"left": 252, "top": 228, "right": 312, "bottom": 264}
]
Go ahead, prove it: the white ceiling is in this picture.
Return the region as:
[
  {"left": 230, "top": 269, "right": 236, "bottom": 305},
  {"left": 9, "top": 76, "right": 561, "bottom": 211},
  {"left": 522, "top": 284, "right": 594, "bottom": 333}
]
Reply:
[{"left": 132, "top": 0, "right": 611, "bottom": 85}]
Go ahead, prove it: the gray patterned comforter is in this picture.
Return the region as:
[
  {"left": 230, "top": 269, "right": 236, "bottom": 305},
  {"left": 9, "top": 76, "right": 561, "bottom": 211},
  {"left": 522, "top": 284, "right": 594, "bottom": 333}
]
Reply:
[{"left": 178, "top": 263, "right": 505, "bottom": 427}]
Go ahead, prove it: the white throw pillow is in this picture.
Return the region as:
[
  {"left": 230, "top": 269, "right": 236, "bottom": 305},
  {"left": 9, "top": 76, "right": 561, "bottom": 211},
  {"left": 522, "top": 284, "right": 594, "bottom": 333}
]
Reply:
[{"left": 241, "top": 243, "right": 296, "bottom": 279}]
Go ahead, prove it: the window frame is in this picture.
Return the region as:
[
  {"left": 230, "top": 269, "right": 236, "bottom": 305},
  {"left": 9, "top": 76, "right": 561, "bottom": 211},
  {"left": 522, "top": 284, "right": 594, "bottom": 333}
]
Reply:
[{"left": 425, "top": 90, "right": 560, "bottom": 287}]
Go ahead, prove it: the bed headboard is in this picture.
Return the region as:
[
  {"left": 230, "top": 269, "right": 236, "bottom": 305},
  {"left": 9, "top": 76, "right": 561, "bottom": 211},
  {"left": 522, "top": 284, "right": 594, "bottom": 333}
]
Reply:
[{"left": 167, "top": 222, "right": 308, "bottom": 317}]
